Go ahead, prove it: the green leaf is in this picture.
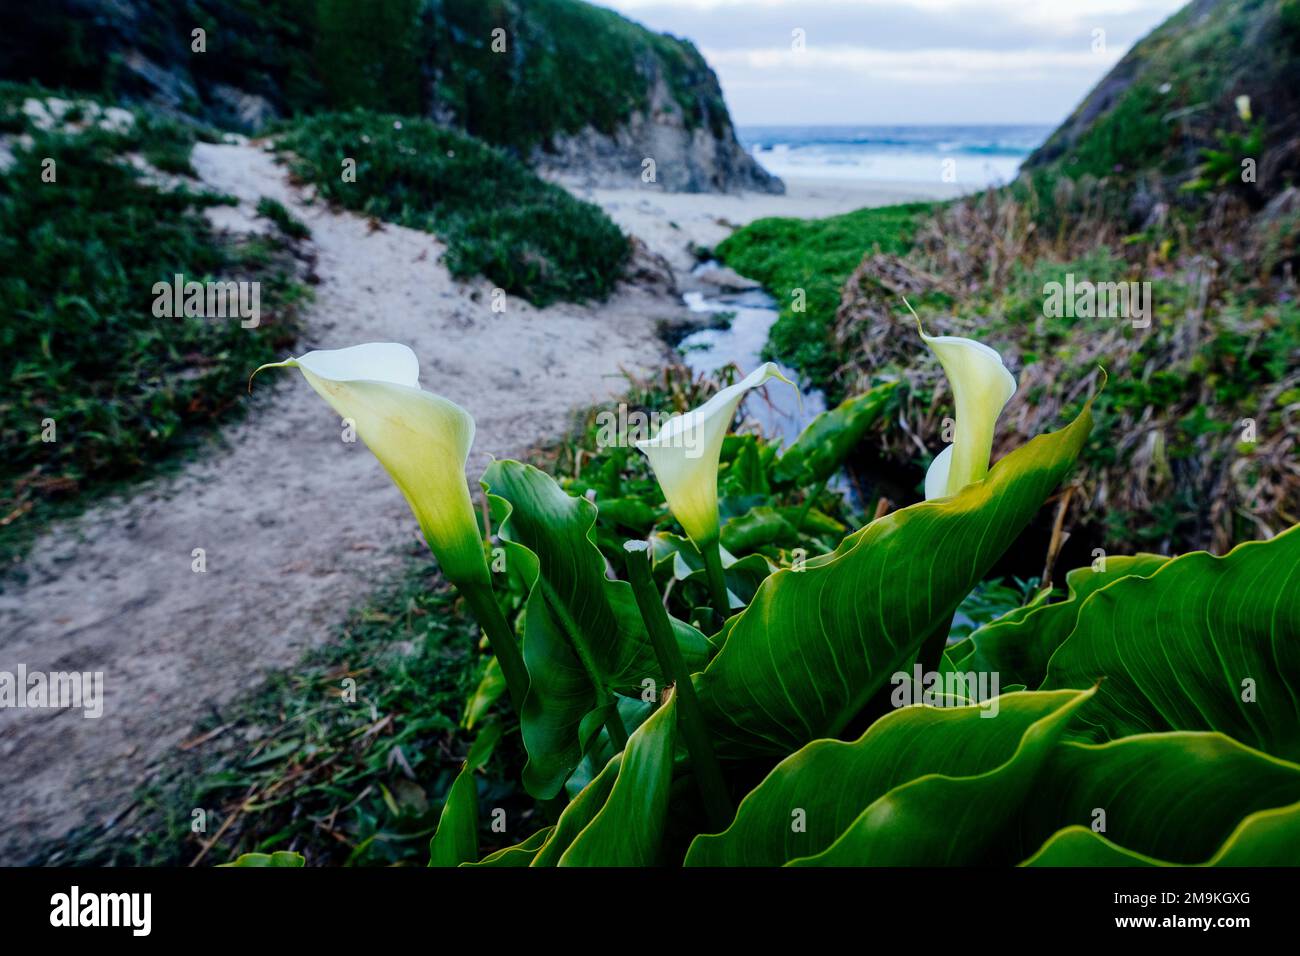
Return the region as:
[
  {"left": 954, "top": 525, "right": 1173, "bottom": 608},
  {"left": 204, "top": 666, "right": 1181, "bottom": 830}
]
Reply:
[
  {"left": 461, "top": 656, "right": 506, "bottom": 730},
  {"left": 949, "top": 554, "right": 1168, "bottom": 687},
  {"left": 773, "top": 381, "right": 899, "bottom": 486},
  {"left": 686, "top": 690, "right": 1086, "bottom": 866},
  {"left": 790, "top": 688, "right": 1093, "bottom": 865},
  {"left": 465, "top": 827, "right": 554, "bottom": 867},
  {"left": 650, "top": 531, "right": 774, "bottom": 609},
  {"left": 556, "top": 695, "right": 679, "bottom": 866},
  {"left": 694, "top": 405, "right": 1093, "bottom": 758},
  {"left": 1024, "top": 799, "right": 1300, "bottom": 866},
  {"left": 219, "top": 851, "right": 306, "bottom": 868},
  {"left": 428, "top": 766, "right": 478, "bottom": 867},
  {"left": 483, "top": 460, "right": 710, "bottom": 798},
  {"left": 1043, "top": 526, "right": 1300, "bottom": 760},
  {"left": 531, "top": 754, "right": 622, "bottom": 866},
  {"left": 1017, "top": 732, "right": 1300, "bottom": 865},
  {"left": 721, "top": 506, "right": 798, "bottom": 552}
]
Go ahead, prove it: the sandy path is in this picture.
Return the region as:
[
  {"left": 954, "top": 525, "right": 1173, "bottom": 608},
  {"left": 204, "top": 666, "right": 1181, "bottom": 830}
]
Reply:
[{"left": 0, "top": 141, "right": 682, "bottom": 862}]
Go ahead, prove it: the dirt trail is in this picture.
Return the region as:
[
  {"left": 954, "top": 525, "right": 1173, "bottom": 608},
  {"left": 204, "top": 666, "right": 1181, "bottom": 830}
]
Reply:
[{"left": 0, "top": 141, "right": 681, "bottom": 861}]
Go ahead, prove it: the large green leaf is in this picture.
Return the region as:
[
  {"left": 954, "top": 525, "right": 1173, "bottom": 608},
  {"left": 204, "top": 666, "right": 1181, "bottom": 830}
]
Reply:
[
  {"left": 1016, "top": 733, "right": 1300, "bottom": 865},
  {"left": 1043, "top": 526, "right": 1300, "bottom": 760},
  {"left": 686, "top": 690, "right": 1085, "bottom": 866},
  {"left": 483, "top": 460, "right": 710, "bottom": 798},
  {"left": 797, "top": 725, "right": 1300, "bottom": 867},
  {"left": 1024, "top": 799, "right": 1300, "bottom": 866},
  {"left": 531, "top": 754, "right": 622, "bottom": 866},
  {"left": 772, "top": 381, "right": 899, "bottom": 486},
  {"left": 789, "top": 688, "right": 1093, "bottom": 865},
  {"left": 555, "top": 696, "right": 678, "bottom": 866},
  {"left": 948, "top": 554, "right": 1169, "bottom": 688},
  {"left": 428, "top": 726, "right": 500, "bottom": 867},
  {"left": 694, "top": 405, "right": 1093, "bottom": 758},
  {"left": 428, "top": 765, "right": 479, "bottom": 867}
]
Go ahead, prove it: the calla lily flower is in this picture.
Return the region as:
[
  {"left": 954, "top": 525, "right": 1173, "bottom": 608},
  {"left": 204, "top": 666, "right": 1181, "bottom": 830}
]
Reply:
[
  {"left": 921, "top": 330, "right": 1017, "bottom": 500},
  {"left": 254, "top": 343, "right": 489, "bottom": 588},
  {"left": 636, "top": 362, "right": 793, "bottom": 548}
]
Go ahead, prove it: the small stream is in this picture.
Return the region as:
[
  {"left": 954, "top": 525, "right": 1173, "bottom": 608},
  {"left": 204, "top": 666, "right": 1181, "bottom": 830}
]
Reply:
[{"left": 677, "top": 262, "right": 828, "bottom": 447}]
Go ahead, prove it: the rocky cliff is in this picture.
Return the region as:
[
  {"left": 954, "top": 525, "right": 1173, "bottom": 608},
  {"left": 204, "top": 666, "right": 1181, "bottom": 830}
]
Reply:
[{"left": 0, "top": 0, "right": 782, "bottom": 194}]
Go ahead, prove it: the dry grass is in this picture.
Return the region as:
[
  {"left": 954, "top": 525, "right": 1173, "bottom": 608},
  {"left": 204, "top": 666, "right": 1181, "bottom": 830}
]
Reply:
[{"left": 831, "top": 180, "right": 1300, "bottom": 554}]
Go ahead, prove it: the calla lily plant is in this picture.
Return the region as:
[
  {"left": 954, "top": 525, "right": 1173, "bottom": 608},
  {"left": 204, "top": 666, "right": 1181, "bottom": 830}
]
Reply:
[
  {"left": 919, "top": 329, "right": 1017, "bottom": 500},
  {"left": 253, "top": 343, "right": 529, "bottom": 711},
  {"left": 635, "top": 361, "right": 793, "bottom": 614}
]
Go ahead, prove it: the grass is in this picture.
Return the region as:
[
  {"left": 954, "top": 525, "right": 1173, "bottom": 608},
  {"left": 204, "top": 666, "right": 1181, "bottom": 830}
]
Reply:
[
  {"left": 810, "top": 181, "right": 1300, "bottom": 555},
  {"left": 0, "top": 88, "right": 306, "bottom": 569},
  {"left": 722, "top": 204, "right": 935, "bottom": 390},
  {"left": 256, "top": 196, "right": 311, "bottom": 240},
  {"left": 277, "top": 110, "right": 630, "bottom": 305},
  {"left": 715, "top": 203, "right": 935, "bottom": 387}
]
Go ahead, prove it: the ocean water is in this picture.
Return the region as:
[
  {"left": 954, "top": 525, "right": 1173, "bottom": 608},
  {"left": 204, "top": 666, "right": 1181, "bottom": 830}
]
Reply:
[{"left": 739, "top": 124, "right": 1053, "bottom": 189}]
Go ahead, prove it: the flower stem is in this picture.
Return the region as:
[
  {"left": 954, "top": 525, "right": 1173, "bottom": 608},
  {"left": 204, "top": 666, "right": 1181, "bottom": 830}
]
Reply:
[
  {"left": 793, "top": 478, "right": 827, "bottom": 532},
  {"left": 460, "top": 580, "right": 529, "bottom": 717},
  {"left": 536, "top": 578, "right": 630, "bottom": 752},
  {"left": 625, "top": 541, "right": 734, "bottom": 831},
  {"left": 919, "top": 612, "right": 957, "bottom": 677},
  {"left": 603, "top": 704, "right": 630, "bottom": 751},
  {"left": 700, "top": 539, "right": 731, "bottom": 623}
]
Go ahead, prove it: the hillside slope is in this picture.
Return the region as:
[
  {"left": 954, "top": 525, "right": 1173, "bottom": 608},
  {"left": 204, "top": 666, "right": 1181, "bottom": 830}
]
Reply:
[
  {"left": 0, "top": 0, "right": 781, "bottom": 193},
  {"left": 1027, "top": 0, "right": 1300, "bottom": 203}
]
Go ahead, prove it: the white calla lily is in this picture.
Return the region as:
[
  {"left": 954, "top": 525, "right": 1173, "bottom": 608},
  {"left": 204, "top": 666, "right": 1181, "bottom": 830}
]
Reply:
[
  {"left": 921, "top": 330, "right": 1017, "bottom": 500},
  {"left": 635, "top": 361, "right": 794, "bottom": 548},
  {"left": 254, "top": 342, "right": 489, "bottom": 588}
]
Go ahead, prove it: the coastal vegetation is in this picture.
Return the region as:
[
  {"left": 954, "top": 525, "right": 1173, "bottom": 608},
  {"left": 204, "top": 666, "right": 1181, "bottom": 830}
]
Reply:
[
  {"left": 714, "top": 202, "right": 933, "bottom": 385},
  {"left": 277, "top": 111, "right": 629, "bottom": 305},
  {"left": 0, "top": 85, "right": 306, "bottom": 568},
  {"left": 718, "top": 0, "right": 1300, "bottom": 555},
  {"left": 224, "top": 336, "right": 1297, "bottom": 868}
]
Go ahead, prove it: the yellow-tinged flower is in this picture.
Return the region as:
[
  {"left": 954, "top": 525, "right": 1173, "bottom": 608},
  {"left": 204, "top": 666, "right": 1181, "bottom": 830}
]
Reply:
[
  {"left": 636, "top": 362, "right": 793, "bottom": 547},
  {"left": 921, "top": 330, "right": 1017, "bottom": 500},
  {"left": 254, "top": 343, "right": 489, "bottom": 587}
]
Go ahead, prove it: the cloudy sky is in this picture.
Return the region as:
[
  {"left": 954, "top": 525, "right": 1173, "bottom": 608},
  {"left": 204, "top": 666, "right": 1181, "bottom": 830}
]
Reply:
[{"left": 597, "top": 0, "right": 1189, "bottom": 126}]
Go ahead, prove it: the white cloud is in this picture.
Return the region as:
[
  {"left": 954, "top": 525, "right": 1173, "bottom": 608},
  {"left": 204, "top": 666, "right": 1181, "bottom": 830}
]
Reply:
[
  {"left": 705, "top": 45, "right": 1124, "bottom": 80},
  {"left": 593, "top": 0, "right": 1189, "bottom": 123}
]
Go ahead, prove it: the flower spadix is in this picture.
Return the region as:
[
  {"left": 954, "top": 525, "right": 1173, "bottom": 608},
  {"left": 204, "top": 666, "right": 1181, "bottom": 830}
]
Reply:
[
  {"left": 254, "top": 343, "right": 489, "bottom": 587},
  {"left": 636, "top": 362, "right": 793, "bottom": 547},
  {"left": 921, "top": 329, "right": 1017, "bottom": 500}
]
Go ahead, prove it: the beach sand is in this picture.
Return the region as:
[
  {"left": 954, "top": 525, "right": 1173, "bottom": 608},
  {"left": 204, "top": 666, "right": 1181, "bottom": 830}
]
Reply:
[{"left": 566, "top": 175, "right": 966, "bottom": 277}]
